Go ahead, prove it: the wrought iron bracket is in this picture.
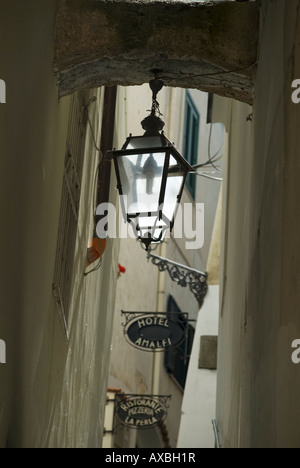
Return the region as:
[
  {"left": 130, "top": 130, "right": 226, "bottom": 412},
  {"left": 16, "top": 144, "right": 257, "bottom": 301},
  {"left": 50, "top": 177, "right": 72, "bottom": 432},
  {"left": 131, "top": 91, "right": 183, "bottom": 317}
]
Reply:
[{"left": 148, "top": 253, "right": 208, "bottom": 307}]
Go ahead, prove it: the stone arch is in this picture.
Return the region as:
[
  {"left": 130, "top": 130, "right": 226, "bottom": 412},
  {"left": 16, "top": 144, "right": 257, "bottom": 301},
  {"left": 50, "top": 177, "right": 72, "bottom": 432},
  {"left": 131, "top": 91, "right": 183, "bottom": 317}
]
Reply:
[{"left": 54, "top": 0, "right": 259, "bottom": 104}]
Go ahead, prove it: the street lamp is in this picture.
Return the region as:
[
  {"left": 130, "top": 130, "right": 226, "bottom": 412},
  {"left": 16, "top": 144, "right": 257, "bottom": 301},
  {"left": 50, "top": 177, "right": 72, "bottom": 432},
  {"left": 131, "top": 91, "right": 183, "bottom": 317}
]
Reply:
[{"left": 109, "top": 79, "right": 194, "bottom": 251}]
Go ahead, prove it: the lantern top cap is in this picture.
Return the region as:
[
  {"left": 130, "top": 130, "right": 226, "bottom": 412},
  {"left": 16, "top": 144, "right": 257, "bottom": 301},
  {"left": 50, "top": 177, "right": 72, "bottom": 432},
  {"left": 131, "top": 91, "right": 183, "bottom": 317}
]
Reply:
[
  {"left": 141, "top": 114, "right": 165, "bottom": 137},
  {"left": 140, "top": 78, "right": 165, "bottom": 137}
]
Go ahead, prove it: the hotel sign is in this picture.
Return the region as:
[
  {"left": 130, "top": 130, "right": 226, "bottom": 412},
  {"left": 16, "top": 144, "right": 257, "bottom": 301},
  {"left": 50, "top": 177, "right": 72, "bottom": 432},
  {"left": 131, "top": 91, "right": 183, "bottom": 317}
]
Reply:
[
  {"left": 121, "top": 311, "right": 187, "bottom": 352},
  {"left": 115, "top": 394, "right": 171, "bottom": 430}
]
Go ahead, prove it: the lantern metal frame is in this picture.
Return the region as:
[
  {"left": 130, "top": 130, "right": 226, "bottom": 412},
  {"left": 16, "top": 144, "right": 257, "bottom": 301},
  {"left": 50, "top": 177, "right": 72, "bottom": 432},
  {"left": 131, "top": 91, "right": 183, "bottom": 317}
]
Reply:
[{"left": 109, "top": 133, "right": 194, "bottom": 250}]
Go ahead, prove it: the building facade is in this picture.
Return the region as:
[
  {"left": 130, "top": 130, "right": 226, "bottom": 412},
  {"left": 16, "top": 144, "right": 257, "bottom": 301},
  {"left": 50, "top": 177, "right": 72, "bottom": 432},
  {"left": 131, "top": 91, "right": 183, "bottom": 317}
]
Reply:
[{"left": 103, "top": 85, "right": 223, "bottom": 448}]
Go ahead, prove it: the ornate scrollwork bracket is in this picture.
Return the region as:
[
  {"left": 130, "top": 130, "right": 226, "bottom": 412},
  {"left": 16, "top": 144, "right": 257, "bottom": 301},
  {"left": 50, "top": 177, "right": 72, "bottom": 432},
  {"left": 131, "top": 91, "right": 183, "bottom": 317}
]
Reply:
[{"left": 148, "top": 253, "right": 208, "bottom": 307}]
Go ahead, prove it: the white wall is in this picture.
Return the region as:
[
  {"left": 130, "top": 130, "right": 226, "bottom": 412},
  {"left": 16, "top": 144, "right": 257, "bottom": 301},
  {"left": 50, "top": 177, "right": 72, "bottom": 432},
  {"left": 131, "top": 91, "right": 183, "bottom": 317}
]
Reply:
[{"left": 177, "top": 288, "right": 219, "bottom": 449}]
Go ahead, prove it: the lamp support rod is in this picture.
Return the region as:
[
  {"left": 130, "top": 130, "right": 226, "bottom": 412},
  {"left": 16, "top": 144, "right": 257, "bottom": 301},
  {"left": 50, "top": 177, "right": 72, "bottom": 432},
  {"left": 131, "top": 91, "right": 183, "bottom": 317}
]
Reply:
[{"left": 149, "top": 78, "right": 164, "bottom": 115}]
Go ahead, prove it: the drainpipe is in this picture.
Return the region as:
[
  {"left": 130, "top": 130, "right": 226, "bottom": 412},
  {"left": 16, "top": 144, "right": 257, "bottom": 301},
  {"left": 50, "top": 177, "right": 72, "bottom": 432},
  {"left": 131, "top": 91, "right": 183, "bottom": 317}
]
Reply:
[
  {"left": 97, "top": 86, "right": 117, "bottom": 208},
  {"left": 152, "top": 239, "right": 168, "bottom": 395},
  {"left": 86, "top": 86, "right": 117, "bottom": 268}
]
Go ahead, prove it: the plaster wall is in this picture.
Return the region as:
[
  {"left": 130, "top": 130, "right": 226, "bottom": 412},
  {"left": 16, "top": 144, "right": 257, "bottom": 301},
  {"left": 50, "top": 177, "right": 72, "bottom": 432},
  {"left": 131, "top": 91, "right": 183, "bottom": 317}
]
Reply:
[
  {"left": 216, "top": 0, "right": 300, "bottom": 448},
  {"left": 0, "top": 2, "right": 118, "bottom": 448}
]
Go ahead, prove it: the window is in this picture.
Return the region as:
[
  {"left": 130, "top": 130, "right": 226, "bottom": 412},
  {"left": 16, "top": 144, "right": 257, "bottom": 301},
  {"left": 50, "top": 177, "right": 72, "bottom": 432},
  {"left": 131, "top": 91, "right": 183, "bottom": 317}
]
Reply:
[
  {"left": 198, "top": 336, "right": 218, "bottom": 370},
  {"left": 164, "top": 296, "right": 195, "bottom": 390},
  {"left": 52, "top": 91, "right": 88, "bottom": 341},
  {"left": 183, "top": 91, "right": 200, "bottom": 200}
]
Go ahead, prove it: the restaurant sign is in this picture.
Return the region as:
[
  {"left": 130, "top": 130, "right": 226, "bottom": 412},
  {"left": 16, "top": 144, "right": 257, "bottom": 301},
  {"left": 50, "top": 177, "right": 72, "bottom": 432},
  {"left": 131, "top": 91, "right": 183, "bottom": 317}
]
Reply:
[
  {"left": 115, "top": 394, "right": 171, "bottom": 430},
  {"left": 121, "top": 311, "right": 187, "bottom": 352}
]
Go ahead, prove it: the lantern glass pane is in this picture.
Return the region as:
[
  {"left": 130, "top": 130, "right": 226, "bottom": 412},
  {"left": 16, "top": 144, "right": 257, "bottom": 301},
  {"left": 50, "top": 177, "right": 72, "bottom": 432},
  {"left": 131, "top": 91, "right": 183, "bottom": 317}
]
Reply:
[
  {"left": 138, "top": 215, "right": 166, "bottom": 229},
  {"left": 126, "top": 136, "right": 162, "bottom": 150},
  {"left": 117, "top": 151, "right": 166, "bottom": 214},
  {"left": 163, "top": 155, "right": 185, "bottom": 222},
  {"left": 129, "top": 215, "right": 169, "bottom": 243}
]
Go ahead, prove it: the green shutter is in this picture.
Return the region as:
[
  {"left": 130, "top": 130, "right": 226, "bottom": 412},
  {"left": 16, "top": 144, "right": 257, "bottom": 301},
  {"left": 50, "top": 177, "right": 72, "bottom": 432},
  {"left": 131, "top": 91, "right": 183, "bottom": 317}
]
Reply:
[{"left": 183, "top": 91, "right": 200, "bottom": 200}]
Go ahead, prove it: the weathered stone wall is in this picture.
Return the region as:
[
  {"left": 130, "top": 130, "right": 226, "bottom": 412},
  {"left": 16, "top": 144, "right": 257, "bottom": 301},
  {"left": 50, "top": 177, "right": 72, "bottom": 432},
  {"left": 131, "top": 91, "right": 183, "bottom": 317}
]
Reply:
[{"left": 54, "top": 0, "right": 259, "bottom": 103}]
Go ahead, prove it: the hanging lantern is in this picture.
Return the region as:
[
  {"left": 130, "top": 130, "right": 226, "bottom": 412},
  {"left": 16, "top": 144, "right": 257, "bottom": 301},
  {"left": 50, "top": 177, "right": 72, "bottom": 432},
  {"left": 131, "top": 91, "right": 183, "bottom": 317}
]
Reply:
[{"left": 109, "top": 79, "right": 194, "bottom": 251}]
